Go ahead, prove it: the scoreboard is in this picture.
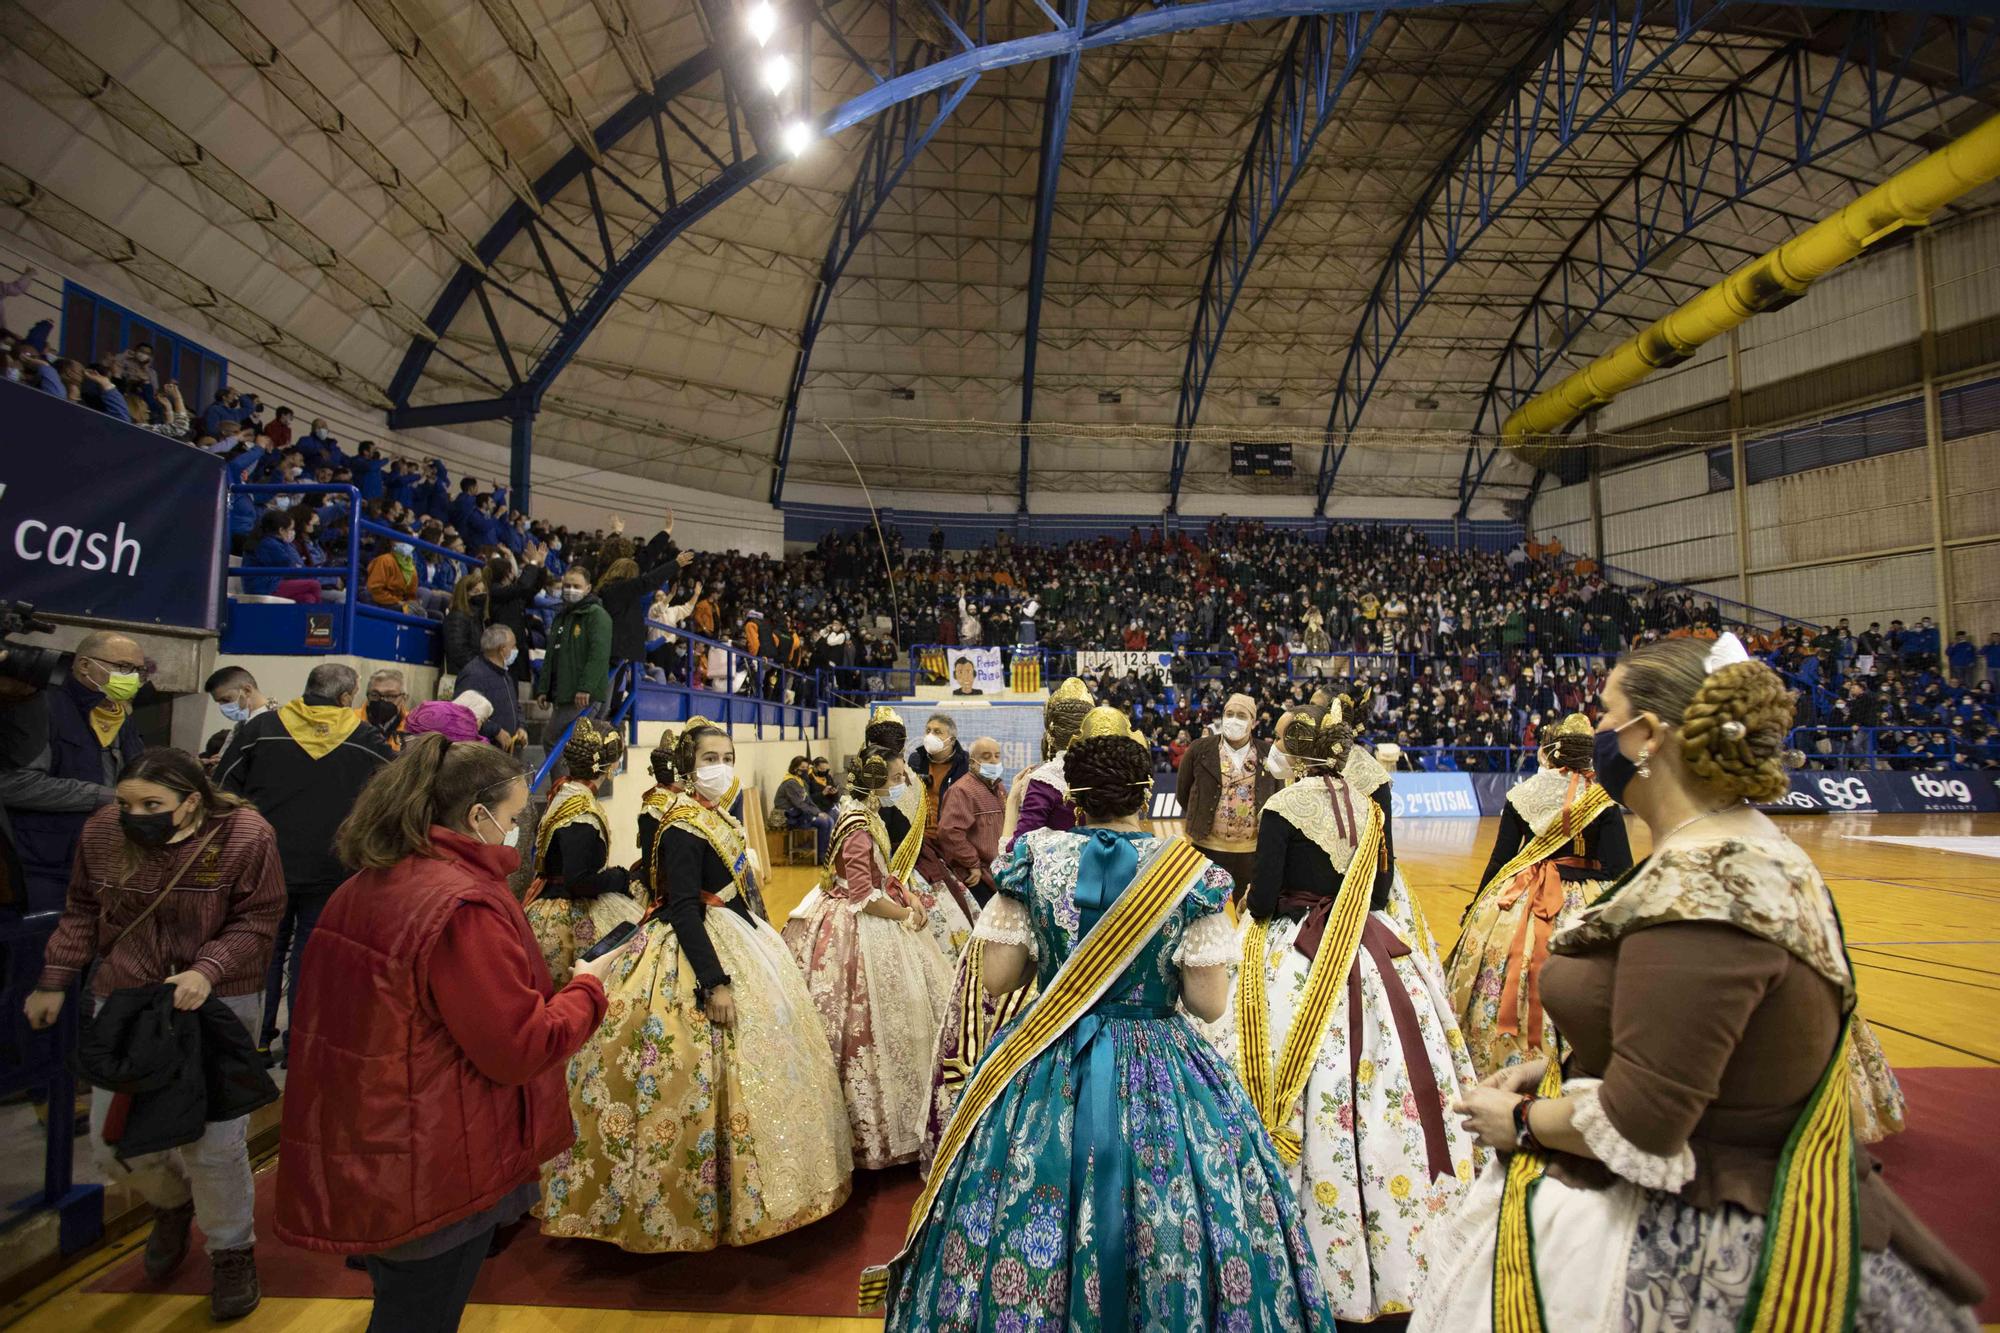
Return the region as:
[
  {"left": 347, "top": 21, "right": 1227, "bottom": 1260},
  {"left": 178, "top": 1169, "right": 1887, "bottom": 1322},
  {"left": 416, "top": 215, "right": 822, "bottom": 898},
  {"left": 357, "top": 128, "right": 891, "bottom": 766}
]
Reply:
[{"left": 1230, "top": 442, "right": 1294, "bottom": 477}]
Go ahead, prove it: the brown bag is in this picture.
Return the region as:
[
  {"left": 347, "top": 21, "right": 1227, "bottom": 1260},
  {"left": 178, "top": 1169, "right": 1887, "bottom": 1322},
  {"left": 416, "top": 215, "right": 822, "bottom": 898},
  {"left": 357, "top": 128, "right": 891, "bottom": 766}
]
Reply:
[{"left": 103, "top": 827, "right": 221, "bottom": 973}]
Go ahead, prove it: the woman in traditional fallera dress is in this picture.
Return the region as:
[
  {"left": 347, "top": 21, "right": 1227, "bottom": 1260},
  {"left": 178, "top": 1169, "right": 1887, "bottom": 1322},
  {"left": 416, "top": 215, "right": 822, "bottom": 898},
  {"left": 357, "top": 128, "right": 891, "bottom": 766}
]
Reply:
[
  {"left": 525, "top": 719, "right": 645, "bottom": 985},
  {"left": 634, "top": 727, "right": 688, "bottom": 901},
  {"left": 921, "top": 677, "right": 1096, "bottom": 1172},
  {"left": 1227, "top": 703, "right": 1477, "bottom": 1326},
  {"left": 874, "top": 710, "right": 1335, "bottom": 1331},
  {"left": 542, "top": 720, "right": 851, "bottom": 1251},
  {"left": 1416, "top": 637, "right": 1973, "bottom": 1332},
  {"left": 883, "top": 754, "right": 974, "bottom": 959},
  {"left": 1444, "top": 713, "right": 1632, "bottom": 1077},
  {"left": 784, "top": 747, "right": 955, "bottom": 1170}
]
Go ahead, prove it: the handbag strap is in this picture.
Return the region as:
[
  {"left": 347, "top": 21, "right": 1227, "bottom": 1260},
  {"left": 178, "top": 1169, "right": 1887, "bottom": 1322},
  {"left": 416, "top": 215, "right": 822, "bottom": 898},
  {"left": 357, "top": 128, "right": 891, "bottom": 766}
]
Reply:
[{"left": 105, "top": 825, "right": 222, "bottom": 962}]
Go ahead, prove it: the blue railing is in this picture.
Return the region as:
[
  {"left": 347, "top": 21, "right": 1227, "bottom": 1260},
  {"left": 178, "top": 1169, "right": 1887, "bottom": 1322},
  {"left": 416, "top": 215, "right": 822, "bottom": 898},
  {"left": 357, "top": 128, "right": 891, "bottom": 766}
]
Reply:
[
  {"left": 1598, "top": 560, "right": 1830, "bottom": 636},
  {"left": 2, "top": 913, "right": 103, "bottom": 1255},
  {"left": 1788, "top": 725, "right": 1990, "bottom": 770},
  {"left": 224, "top": 483, "right": 481, "bottom": 662}
]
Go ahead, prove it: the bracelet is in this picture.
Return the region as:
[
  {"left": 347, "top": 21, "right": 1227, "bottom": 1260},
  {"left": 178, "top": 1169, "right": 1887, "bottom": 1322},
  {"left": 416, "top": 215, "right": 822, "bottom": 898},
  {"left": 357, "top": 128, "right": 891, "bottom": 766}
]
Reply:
[{"left": 1512, "top": 1093, "right": 1544, "bottom": 1154}]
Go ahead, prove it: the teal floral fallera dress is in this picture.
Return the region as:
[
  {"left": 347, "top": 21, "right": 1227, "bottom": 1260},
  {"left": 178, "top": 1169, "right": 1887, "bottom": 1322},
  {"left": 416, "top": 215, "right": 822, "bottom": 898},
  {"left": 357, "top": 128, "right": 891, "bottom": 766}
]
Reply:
[{"left": 884, "top": 828, "right": 1336, "bottom": 1332}]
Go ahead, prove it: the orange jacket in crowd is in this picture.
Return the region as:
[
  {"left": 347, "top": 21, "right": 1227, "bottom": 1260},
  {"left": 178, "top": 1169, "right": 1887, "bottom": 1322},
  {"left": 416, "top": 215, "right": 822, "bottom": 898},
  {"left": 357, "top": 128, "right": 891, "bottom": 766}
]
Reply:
[{"left": 366, "top": 552, "right": 418, "bottom": 609}]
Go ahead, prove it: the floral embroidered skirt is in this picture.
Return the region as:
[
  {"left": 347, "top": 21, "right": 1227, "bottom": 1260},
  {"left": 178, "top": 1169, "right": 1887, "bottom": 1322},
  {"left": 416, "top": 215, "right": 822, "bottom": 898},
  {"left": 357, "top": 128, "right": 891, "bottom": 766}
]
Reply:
[
  {"left": 526, "top": 891, "right": 644, "bottom": 987},
  {"left": 886, "top": 1012, "right": 1336, "bottom": 1332},
  {"left": 1442, "top": 865, "right": 1606, "bottom": 1078},
  {"left": 919, "top": 940, "right": 1035, "bottom": 1177},
  {"left": 540, "top": 909, "right": 853, "bottom": 1251},
  {"left": 1413, "top": 1157, "right": 1975, "bottom": 1332},
  {"left": 783, "top": 900, "right": 955, "bottom": 1169},
  {"left": 1240, "top": 910, "right": 1480, "bottom": 1322}
]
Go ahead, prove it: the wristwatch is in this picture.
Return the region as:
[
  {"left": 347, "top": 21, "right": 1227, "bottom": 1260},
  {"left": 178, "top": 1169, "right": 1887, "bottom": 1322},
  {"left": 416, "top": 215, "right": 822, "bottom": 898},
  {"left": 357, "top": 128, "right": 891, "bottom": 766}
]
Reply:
[{"left": 1512, "top": 1093, "right": 1543, "bottom": 1153}]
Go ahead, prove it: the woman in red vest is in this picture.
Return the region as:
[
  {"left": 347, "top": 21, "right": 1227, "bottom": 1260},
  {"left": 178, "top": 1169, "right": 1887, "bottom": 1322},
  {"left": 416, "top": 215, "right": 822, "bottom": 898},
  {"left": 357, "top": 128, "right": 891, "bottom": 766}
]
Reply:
[{"left": 277, "top": 734, "right": 614, "bottom": 1331}]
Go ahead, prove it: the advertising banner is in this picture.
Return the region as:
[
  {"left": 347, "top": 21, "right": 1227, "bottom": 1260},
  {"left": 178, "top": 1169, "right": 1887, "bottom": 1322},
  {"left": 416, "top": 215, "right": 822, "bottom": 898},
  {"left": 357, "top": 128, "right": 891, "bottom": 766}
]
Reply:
[
  {"left": 1076, "top": 650, "right": 1173, "bottom": 679},
  {"left": 1385, "top": 772, "right": 1481, "bottom": 819},
  {"left": 944, "top": 647, "right": 1006, "bottom": 696},
  {"left": 1767, "top": 770, "right": 1999, "bottom": 814},
  {"left": 0, "top": 381, "right": 225, "bottom": 630}
]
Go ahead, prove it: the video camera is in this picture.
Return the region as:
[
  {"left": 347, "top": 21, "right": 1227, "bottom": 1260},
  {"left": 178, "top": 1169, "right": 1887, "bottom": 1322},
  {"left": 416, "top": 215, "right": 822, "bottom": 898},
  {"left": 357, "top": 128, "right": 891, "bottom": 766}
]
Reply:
[{"left": 0, "top": 600, "right": 69, "bottom": 690}]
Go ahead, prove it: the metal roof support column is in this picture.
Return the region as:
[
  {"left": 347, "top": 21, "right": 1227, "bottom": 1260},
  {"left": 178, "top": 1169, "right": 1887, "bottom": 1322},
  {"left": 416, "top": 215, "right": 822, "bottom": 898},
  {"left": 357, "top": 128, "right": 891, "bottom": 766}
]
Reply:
[
  {"left": 1166, "top": 10, "right": 1381, "bottom": 513},
  {"left": 1017, "top": 0, "right": 1087, "bottom": 515},
  {"left": 510, "top": 408, "right": 536, "bottom": 516},
  {"left": 770, "top": 71, "right": 981, "bottom": 506}
]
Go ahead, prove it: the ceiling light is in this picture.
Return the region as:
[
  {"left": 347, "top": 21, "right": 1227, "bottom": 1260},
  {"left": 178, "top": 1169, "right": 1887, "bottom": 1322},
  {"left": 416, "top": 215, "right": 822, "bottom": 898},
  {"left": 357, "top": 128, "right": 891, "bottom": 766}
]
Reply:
[
  {"left": 780, "top": 120, "right": 813, "bottom": 156},
  {"left": 1413, "top": 394, "right": 1440, "bottom": 411},
  {"left": 1256, "top": 391, "right": 1281, "bottom": 407},
  {"left": 761, "top": 54, "right": 792, "bottom": 95},
  {"left": 1097, "top": 389, "right": 1122, "bottom": 405},
  {"left": 889, "top": 386, "right": 915, "bottom": 401},
  {"left": 745, "top": 2, "right": 778, "bottom": 46}
]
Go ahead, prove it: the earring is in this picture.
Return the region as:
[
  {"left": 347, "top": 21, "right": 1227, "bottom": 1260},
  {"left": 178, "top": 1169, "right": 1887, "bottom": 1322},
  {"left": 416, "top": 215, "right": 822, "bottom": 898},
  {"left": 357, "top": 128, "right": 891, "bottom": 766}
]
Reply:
[{"left": 1636, "top": 743, "right": 1652, "bottom": 780}]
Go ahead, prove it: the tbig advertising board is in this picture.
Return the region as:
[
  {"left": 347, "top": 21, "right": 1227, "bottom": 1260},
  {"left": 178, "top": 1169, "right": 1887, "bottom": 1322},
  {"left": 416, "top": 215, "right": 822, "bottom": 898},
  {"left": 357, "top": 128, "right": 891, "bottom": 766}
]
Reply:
[{"left": 1767, "top": 771, "right": 1999, "bottom": 814}]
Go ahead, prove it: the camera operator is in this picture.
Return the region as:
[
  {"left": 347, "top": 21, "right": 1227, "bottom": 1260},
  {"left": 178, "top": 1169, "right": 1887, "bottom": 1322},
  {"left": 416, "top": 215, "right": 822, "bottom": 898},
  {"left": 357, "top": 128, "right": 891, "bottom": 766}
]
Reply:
[{"left": 4, "top": 630, "right": 146, "bottom": 914}]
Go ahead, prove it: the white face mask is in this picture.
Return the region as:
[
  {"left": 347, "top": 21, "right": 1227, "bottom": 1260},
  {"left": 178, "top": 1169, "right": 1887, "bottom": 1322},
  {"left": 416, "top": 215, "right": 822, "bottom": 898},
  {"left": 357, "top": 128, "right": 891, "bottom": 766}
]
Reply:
[
  {"left": 923, "top": 733, "right": 948, "bottom": 756},
  {"left": 475, "top": 806, "right": 520, "bottom": 849},
  {"left": 1220, "top": 716, "right": 1251, "bottom": 743},
  {"left": 882, "top": 781, "right": 907, "bottom": 804},
  {"left": 504, "top": 647, "right": 519, "bottom": 667},
  {"left": 692, "top": 762, "right": 735, "bottom": 802},
  {"left": 561, "top": 586, "right": 585, "bottom": 603},
  {"left": 1264, "top": 749, "right": 1292, "bottom": 780}
]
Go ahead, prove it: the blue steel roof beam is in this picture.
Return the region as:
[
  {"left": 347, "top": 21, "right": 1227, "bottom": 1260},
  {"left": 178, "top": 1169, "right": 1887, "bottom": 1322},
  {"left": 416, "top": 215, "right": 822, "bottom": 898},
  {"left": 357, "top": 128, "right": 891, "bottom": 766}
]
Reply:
[
  {"left": 1017, "top": 0, "right": 1088, "bottom": 514},
  {"left": 769, "top": 66, "right": 982, "bottom": 506},
  {"left": 1461, "top": 8, "right": 2000, "bottom": 520},
  {"left": 386, "top": 0, "right": 1991, "bottom": 426},
  {"left": 1313, "top": 0, "right": 1749, "bottom": 516},
  {"left": 1163, "top": 10, "right": 1383, "bottom": 514}
]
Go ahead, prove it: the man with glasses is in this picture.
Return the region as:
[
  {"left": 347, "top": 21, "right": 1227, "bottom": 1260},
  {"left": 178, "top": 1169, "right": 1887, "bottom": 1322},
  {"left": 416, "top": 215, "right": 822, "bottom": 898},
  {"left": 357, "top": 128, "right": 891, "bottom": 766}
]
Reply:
[
  {"left": 363, "top": 669, "right": 408, "bottom": 752},
  {"left": 9, "top": 632, "right": 146, "bottom": 913}
]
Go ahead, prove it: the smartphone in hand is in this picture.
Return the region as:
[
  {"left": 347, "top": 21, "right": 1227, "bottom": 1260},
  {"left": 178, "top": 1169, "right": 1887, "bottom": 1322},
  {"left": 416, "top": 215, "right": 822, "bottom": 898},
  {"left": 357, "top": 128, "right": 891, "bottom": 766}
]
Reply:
[{"left": 580, "top": 919, "right": 640, "bottom": 963}]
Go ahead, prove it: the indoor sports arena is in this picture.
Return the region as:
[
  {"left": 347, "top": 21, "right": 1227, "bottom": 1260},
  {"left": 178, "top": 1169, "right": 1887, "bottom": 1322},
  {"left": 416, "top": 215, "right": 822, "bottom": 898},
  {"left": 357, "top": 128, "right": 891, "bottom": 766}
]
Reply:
[{"left": 0, "top": 1, "right": 1996, "bottom": 1329}]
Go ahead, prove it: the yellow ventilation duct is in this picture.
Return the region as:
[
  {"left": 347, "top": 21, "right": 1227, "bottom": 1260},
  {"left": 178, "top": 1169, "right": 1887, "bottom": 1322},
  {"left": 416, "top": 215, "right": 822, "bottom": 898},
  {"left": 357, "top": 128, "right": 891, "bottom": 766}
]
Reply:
[{"left": 1502, "top": 110, "right": 2000, "bottom": 467}]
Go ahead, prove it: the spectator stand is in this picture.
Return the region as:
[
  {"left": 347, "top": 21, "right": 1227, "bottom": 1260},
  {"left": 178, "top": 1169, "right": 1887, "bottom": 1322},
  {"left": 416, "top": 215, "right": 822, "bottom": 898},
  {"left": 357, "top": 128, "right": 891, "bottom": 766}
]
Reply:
[
  {"left": 223, "top": 483, "right": 480, "bottom": 665},
  {"left": 1790, "top": 726, "right": 1995, "bottom": 771},
  {"left": 631, "top": 619, "right": 826, "bottom": 741},
  {"left": 0, "top": 913, "right": 101, "bottom": 1260}
]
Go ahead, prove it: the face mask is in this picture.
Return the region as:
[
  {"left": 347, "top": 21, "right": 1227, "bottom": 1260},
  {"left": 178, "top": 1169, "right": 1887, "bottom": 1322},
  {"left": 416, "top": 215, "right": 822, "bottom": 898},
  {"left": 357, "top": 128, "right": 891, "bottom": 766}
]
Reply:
[
  {"left": 978, "top": 761, "right": 1003, "bottom": 781},
  {"left": 504, "top": 647, "right": 519, "bottom": 667},
  {"left": 98, "top": 669, "right": 143, "bottom": 703},
  {"left": 1219, "top": 716, "right": 1250, "bottom": 743},
  {"left": 219, "top": 700, "right": 251, "bottom": 724},
  {"left": 1264, "top": 750, "right": 1292, "bottom": 780},
  {"left": 474, "top": 806, "right": 520, "bottom": 849},
  {"left": 392, "top": 541, "right": 414, "bottom": 557},
  {"left": 693, "top": 763, "right": 735, "bottom": 802},
  {"left": 121, "top": 806, "right": 182, "bottom": 848},
  {"left": 366, "top": 699, "right": 402, "bottom": 731},
  {"left": 562, "top": 586, "right": 585, "bottom": 603},
  {"left": 923, "top": 733, "right": 948, "bottom": 756},
  {"left": 1593, "top": 718, "right": 1646, "bottom": 805},
  {"left": 882, "top": 781, "right": 907, "bottom": 804}
]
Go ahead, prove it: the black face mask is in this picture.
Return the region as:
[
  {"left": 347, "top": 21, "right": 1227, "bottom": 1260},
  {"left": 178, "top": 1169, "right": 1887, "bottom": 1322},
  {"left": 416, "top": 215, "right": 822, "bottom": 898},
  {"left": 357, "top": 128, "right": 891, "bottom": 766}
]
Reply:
[
  {"left": 367, "top": 699, "right": 402, "bottom": 732},
  {"left": 121, "top": 808, "right": 182, "bottom": 848},
  {"left": 1593, "top": 723, "right": 1641, "bottom": 804}
]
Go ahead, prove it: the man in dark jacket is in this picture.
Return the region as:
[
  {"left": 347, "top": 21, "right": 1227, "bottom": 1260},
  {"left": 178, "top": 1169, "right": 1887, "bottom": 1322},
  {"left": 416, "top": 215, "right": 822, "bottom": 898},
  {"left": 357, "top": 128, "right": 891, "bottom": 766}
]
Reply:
[
  {"left": 1175, "top": 693, "right": 1279, "bottom": 904},
  {"left": 909, "top": 713, "right": 970, "bottom": 873},
  {"left": 457, "top": 625, "right": 526, "bottom": 752},
  {"left": 216, "top": 663, "right": 393, "bottom": 1056},
  {"left": 9, "top": 631, "right": 144, "bottom": 912}
]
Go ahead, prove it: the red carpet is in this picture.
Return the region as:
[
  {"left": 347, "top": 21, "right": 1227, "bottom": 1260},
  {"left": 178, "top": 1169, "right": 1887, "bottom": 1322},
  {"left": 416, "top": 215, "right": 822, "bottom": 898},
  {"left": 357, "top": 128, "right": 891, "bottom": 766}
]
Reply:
[
  {"left": 88, "top": 1069, "right": 2000, "bottom": 1319},
  {"left": 1869, "top": 1067, "right": 2000, "bottom": 1322},
  {"left": 89, "top": 1164, "right": 920, "bottom": 1316}
]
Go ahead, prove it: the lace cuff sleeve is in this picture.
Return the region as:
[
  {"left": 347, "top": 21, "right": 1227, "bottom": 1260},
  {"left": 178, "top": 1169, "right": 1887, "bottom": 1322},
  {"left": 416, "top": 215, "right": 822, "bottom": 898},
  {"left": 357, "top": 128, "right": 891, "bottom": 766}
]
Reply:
[
  {"left": 971, "top": 893, "right": 1036, "bottom": 959},
  {"left": 1173, "top": 911, "right": 1239, "bottom": 969},
  {"left": 1568, "top": 1078, "right": 1695, "bottom": 1191}
]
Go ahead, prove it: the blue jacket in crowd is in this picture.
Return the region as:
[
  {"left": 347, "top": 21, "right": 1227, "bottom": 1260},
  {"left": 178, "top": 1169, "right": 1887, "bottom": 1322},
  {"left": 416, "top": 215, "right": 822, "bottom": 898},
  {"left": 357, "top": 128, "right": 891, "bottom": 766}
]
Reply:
[
  {"left": 244, "top": 533, "right": 298, "bottom": 595},
  {"left": 352, "top": 454, "right": 386, "bottom": 500}
]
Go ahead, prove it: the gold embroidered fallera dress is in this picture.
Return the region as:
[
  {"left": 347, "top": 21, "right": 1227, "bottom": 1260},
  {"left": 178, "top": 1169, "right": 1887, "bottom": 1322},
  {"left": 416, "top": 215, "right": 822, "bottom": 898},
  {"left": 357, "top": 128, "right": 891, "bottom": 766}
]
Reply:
[
  {"left": 540, "top": 795, "right": 852, "bottom": 1251},
  {"left": 524, "top": 780, "right": 644, "bottom": 986}
]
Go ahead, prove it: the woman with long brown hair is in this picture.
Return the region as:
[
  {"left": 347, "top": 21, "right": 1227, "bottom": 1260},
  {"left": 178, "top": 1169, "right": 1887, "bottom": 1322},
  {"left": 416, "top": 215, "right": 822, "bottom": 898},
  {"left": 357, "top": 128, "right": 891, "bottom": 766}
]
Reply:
[
  {"left": 27, "top": 747, "right": 283, "bottom": 1321},
  {"left": 1444, "top": 712, "right": 1632, "bottom": 1077},
  {"left": 278, "top": 733, "right": 614, "bottom": 1332}
]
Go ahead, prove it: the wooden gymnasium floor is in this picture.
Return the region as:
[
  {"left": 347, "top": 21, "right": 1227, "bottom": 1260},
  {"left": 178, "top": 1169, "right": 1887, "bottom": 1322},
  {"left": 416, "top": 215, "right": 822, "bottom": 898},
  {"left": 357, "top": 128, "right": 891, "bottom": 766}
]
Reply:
[{"left": 10, "top": 811, "right": 1997, "bottom": 1332}]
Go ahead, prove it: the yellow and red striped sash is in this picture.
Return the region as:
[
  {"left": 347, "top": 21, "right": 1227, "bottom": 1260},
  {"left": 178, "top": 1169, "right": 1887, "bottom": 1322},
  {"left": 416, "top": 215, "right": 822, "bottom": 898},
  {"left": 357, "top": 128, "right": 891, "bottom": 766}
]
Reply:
[
  {"left": 857, "top": 835, "right": 1207, "bottom": 1312},
  {"left": 1476, "top": 782, "right": 1614, "bottom": 902},
  {"left": 1234, "top": 804, "right": 1383, "bottom": 1165}
]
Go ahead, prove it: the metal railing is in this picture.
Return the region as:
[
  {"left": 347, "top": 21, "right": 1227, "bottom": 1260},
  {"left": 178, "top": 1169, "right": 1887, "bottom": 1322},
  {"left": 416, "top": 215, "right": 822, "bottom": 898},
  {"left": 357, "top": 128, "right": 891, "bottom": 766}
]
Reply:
[
  {"left": 1787, "top": 725, "right": 1986, "bottom": 771},
  {"left": 2, "top": 912, "right": 102, "bottom": 1253}
]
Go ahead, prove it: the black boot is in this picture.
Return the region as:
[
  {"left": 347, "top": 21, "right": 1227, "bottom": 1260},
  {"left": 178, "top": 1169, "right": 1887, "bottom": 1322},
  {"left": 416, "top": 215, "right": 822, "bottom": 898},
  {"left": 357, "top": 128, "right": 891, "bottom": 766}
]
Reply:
[
  {"left": 209, "top": 1246, "right": 260, "bottom": 1321},
  {"left": 142, "top": 1201, "right": 195, "bottom": 1282}
]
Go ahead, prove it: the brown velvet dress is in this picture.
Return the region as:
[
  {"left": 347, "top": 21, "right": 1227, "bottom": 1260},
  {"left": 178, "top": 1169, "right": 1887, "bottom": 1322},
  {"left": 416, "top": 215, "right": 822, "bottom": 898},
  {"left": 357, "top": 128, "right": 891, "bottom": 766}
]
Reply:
[{"left": 1412, "top": 836, "right": 1982, "bottom": 1331}]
